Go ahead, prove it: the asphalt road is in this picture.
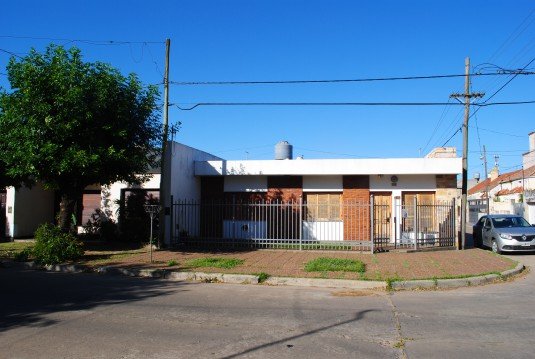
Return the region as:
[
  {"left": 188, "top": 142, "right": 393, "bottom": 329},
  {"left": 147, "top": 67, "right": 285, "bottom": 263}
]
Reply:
[{"left": 1, "top": 253, "right": 535, "bottom": 359}]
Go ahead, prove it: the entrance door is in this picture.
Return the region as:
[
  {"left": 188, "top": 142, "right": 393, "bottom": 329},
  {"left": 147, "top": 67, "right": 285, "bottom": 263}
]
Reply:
[{"left": 372, "top": 192, "right": 392, "bottom": 245}]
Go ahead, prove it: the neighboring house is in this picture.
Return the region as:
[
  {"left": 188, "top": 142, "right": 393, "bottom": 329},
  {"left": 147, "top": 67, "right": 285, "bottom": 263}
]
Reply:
[
  {"left": 468, "top": 131, "right": 535, "bottom": 224},
  {"left": 2, "top": 142, "right": 221, "bottom": 239},
  {"left": 162, "top": 142, "right": 461, "bottom": 247}
]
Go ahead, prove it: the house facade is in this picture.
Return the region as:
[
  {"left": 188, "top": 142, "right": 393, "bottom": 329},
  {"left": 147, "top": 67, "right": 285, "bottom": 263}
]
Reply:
[
  {"left": 163, "top": 142, "right": 461, "bottom": 248},
  {"left": 468, "top": 131, "right": 535, "bottom": 224}
]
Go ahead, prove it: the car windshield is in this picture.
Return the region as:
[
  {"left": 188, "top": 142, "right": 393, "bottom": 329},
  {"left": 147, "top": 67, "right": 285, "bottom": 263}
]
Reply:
[{"left": 492, "top": 217, "right": 531, "bottom": 228}]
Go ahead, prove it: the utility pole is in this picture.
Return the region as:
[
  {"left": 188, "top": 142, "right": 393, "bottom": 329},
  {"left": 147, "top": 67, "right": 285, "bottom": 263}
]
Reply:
[
  {"left": 481, "top": 145, "right": 490, "bottom": 215},
  {"left": 158, "top": 38, "right": 170, "bottom": 247},
  {"left": 450, "top": 57, "right": 484, "bottom": 250}
]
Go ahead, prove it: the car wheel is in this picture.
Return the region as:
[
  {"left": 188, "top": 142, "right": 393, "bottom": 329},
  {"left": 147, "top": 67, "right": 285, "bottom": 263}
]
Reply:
[{"left": 491, "top": 240, "right": 501, "bottom": 254}]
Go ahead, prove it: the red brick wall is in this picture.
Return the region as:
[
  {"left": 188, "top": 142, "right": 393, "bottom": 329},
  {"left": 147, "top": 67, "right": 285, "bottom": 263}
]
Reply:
[
  {"left": 267, "top": 176, "right": 303, "bottom": 202},
  {"left": 342, "top": 176, "right": 370, "bottom": 240}
]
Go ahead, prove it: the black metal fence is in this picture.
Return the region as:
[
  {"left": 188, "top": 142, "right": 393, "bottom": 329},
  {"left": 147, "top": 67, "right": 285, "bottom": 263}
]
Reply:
[{"left": 170, "top": 196, "right": 456, "bottom": 252}]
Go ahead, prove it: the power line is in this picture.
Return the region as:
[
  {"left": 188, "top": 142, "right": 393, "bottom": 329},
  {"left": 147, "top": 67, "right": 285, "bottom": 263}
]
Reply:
[
  {"left": 0, "top": 48, "right": 24, "bottom": 59},
  {"left": 169, "top": 72, "right": 529, "bottom": 86},
  {"left": 0, "top": 35, "right": 164, "bottom": 45},
  {"left": 172, "top": 100, "right": 535, "bottom": 111},
  {"left": 441, "top": 126, "right": 462, "bottom": 147}
]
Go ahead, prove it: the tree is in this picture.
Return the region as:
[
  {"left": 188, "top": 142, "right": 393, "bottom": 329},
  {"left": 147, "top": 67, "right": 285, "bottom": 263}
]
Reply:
[{"left": 0, "top": 45, "right": 161, "bottom": 232}]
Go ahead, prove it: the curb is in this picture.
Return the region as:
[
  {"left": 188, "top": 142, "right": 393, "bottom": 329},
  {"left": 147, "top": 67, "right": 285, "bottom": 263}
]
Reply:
[
  {"left": 2, "top": 260, "right": 525, "bottom": 291},
  {"left": 391, "top": 262, "right": 525, "bottom": 290}
]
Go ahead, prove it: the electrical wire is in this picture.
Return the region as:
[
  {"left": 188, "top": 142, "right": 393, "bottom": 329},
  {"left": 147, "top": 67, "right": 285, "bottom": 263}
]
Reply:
[
  {"left": 172, "top": 100, "right": 535, "bottom": 111},
  {"left": 169, "top": 72, "right": 518, "bottom": 86},
  {"left": 0, "top": 35, "right": 164, "bottom": 45},
  {"left": 0, "top": 48, "right": 24, "bottom": 59}
]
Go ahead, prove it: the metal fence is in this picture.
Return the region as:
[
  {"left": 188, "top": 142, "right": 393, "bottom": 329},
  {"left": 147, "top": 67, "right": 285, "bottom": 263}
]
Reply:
[{"left": 170, "top": 196, "right": 456, "bottom": 252}]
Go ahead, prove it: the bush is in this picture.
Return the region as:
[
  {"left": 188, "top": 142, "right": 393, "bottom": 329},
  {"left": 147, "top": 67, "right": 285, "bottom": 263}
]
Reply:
[
  {"left": 33, "top": 223, "right": 84, "bottom": 265},
  {"left": 13, "top": 248, "right": 32, "bottom": 262},
  {"left": 81, "top": 209, "right": 119, "bottom": 241}
]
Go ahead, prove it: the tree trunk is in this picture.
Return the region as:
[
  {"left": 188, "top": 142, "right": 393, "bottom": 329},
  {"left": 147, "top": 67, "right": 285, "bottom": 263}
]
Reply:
[{"left": 58, "top": 189, "right": 80, "bottom": 233}]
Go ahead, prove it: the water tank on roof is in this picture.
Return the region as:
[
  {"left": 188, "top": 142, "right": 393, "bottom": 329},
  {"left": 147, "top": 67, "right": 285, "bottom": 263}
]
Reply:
[{"left": 275, "top": 141, "right": 293, "bottom": 160}]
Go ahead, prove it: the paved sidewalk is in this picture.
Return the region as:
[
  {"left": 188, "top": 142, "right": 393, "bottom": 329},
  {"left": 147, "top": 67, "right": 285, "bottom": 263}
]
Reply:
[{"left": 80, "top": 247, "right": 516, "bottom": 281}]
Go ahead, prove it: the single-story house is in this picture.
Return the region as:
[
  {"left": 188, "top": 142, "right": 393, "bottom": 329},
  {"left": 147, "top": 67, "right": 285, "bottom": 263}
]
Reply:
[{"left": 2, "top": 141, "right": 461, "bottom": 248}]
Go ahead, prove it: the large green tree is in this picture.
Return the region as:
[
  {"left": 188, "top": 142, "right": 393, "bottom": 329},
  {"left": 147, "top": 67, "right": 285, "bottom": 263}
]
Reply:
[{"left": 0, "top": 45, "right": 161, "bottom": 232}]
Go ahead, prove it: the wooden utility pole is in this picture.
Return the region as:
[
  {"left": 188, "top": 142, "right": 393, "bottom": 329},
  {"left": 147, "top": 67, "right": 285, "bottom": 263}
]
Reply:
[
  {"left": 158, "top": 38, "right": 170, "bottom": 247},
  {"left": 451, "top": 57, "right": 484, "bottom": 250}
]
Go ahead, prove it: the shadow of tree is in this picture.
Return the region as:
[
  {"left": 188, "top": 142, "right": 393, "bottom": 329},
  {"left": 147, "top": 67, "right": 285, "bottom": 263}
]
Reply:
[
  {"left": 0, "top": 267, "right": 187, "bottom": 333},
  {"left": 221, "top": 309, "right": 377, "bottom": 358}
]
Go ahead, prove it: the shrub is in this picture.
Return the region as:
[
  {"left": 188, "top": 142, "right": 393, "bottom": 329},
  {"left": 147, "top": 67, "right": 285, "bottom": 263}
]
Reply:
[
  {"left": 13, "top": 248, "right": 32, "bottom": 262},
  {"left": 81, "top": 209, "right": 119, "bottom": 241},
  {"left": 304, "top": 257, "right": 366, "bottom": 273},
  {"left": 167, "top": 259, "right": 179, "bottom": 267},
  {"left": 33, "top": 223, "right": 84, "bottom": 265}
]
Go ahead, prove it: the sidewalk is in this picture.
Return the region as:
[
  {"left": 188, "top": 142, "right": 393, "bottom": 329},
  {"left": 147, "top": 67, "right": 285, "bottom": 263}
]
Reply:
[{"left": 79, "top": 246, "right": 516, "bottom": 282}]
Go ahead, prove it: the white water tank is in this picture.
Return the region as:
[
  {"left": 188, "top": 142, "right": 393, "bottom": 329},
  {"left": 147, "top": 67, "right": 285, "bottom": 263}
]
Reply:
[{"left": 275, "top": 141, "right": 293, "bottom": 160}]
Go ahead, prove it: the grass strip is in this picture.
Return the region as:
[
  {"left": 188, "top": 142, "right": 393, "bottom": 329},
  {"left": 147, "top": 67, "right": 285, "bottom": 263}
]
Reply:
[
  {"left": 186, "top": 257, "right": 245, "bottom": 269},
  {"left": 305, "top": 257, "right": 366, "bottom": 273}
]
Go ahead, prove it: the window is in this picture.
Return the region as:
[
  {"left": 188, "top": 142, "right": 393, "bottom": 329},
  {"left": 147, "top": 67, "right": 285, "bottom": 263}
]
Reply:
[
  {"left": 305, "top": 193, "right": 341, "bottom": 221},
  {"left": 402, "top": 192, "right": 435, "bottom": 232}
]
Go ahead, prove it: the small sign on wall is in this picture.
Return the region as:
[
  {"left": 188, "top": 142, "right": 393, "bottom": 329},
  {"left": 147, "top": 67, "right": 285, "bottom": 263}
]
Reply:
[{"left": 7, "top": 206, "right": 12, "bottom": 214}]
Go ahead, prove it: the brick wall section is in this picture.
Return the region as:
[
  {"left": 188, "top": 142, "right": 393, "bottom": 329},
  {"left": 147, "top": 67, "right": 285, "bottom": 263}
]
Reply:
[
  {"left": 267, "top": 176, "right": 303, "bottom": 202},
  {"left": 436, "top": 174, "right": 457, "bottom": 188},
  {"left": 342, "top": 175, "right": 370, "bottom": 241}
]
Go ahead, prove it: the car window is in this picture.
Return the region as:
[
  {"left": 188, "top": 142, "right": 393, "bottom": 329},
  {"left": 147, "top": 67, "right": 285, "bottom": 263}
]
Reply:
[
  {"left": 477, "top": 217, "right": 486, "bottom": 226},
  {"left": 492, "top": 217, "right": 531, "bottom": 228}
]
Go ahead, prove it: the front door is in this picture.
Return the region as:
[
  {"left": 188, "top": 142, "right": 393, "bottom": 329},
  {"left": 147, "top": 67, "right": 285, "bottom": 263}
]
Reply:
[{"left": 372, "top": 192, "right": 392, "bottom": 244}]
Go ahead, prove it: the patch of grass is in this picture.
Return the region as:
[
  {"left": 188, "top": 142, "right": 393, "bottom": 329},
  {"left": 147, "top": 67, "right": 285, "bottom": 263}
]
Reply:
[
  {"left": 385, "top": 275, "right": 402, "bottom": 291},
  {"left": 402, "top": 260, "right": 410, "bottom": 269},
  {"left": 371, "top": 255, "right": 379, "bottom": 264},
  {"left": 186, "top": 257, "right": 244, "bottom": 269},
  {"left": 256, "top": 272, "right": 270, "bottom": 283},
  {"left": 0, "top": 241, "right": 34, "bottom": 259},
  {"left": 167, "top": 259, "right": 179, "bottom": 267},
  {"left": 304, "top": 257, "right": 366, "bottom": 273}
]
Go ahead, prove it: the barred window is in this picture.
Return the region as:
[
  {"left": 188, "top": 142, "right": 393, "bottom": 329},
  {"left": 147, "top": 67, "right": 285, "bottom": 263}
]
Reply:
[{"left": 306, "top": 193, "right": 341, "bottom": 221}]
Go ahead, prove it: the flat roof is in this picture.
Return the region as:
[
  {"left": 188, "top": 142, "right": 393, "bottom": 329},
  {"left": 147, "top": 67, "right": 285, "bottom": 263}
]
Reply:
[{"left": 195, "top": 157, "right": 462, "bottom": 176}]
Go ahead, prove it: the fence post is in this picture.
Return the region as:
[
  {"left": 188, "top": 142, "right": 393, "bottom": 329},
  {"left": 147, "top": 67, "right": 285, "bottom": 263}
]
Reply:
[
  {"left": 299, "top": 197, "right": 303, "bottom": 250},
  {"left": 413, "top": 196, "right": 418, "bottom": 251},
  {"left": 370, "top": 195, "right": 374, "bottom": 254},
  {"left": 452, "top": 198, "right": 457, "bottom": 249}
]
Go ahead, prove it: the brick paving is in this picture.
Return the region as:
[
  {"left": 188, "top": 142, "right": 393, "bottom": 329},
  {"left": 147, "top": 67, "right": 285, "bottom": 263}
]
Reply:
[{"left": 79, "top": 247, "right": 516, "bottom": 281}]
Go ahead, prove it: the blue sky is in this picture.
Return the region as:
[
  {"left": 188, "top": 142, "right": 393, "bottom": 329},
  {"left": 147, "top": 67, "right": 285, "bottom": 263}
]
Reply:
[{"left": 1, "top": 0, "right": 534, "bottom": 178}]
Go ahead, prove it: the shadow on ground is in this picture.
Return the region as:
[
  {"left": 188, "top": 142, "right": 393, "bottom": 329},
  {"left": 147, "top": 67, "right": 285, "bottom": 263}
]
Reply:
[{"left": 0, "top": 267, "right": 187, "bottom": 333}]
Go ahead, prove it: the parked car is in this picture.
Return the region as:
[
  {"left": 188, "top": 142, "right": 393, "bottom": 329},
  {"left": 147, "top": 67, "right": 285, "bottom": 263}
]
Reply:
[{"left": 473, "top": 215, "right": 535, "bottom": 253}]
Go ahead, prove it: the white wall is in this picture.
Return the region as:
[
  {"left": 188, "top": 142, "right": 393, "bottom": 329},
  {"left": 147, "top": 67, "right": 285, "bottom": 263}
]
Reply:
[
  {"left": 224, "top": 176, "right": 267, "bottom": 192},
  {"left": 168, "top": 142, "right": 223, "bottom": 201},
  {"left": 164, "top": 142, "right": 222, "bottom": 244},
  {"left": 369, "top": 175, "right": 437, "bottom": 191},
  {"left": 196, "top": 157, "right": 461, "bottom": 176},
  {"left": 6, "top": 184, "right": 54, "bottom": 238},
  {"left": 103, "top": 174, "right": 161, "bottom": 222}
]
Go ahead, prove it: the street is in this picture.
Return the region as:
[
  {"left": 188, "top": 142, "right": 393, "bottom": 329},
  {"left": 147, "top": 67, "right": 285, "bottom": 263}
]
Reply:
[{"left": 1, "top": 254, "right": 535, "bottom": 359}]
